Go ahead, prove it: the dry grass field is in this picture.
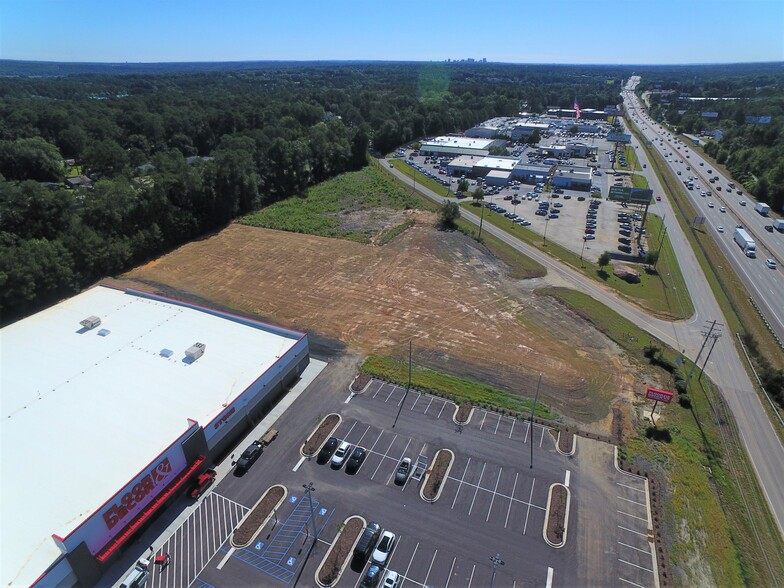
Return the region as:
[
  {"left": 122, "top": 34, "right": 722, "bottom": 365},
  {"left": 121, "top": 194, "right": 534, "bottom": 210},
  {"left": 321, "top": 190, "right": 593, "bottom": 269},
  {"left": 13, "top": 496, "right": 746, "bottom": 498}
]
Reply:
[{"left": 115, "top": 213, "right": 637, "bottom": 429}]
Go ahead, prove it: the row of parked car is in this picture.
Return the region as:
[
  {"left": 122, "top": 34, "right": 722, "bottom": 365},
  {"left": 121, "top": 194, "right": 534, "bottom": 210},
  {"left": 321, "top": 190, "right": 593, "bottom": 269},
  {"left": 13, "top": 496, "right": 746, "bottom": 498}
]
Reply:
[
  {"left": 403, "top": 158, "right": 450, "bottom": 187},
  {"left": 357, "top": 522, "right": 400, "bottom": 587},
  {"left": 318, "top": 437, "right": 413, "bottom": 484}
]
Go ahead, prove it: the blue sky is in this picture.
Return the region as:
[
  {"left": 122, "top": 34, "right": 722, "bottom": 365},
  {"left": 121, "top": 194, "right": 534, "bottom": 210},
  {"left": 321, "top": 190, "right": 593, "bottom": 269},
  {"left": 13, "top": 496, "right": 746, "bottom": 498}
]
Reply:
[{"left": 2, "top": 0, "right": 782, "bottom": 64}]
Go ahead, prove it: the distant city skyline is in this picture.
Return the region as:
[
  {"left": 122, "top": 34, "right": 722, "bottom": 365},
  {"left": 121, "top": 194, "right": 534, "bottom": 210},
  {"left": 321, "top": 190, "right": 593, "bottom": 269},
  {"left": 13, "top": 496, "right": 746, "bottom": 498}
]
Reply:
[{"left": 1, "top": 0, "right": 782, "bottom": 65}]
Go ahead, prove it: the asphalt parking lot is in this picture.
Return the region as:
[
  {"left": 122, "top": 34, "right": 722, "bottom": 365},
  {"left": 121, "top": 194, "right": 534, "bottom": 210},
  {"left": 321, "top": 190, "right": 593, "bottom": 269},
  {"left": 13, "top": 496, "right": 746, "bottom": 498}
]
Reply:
[{"left": 127, "top": 371, "right": 658, "bottom": 588}]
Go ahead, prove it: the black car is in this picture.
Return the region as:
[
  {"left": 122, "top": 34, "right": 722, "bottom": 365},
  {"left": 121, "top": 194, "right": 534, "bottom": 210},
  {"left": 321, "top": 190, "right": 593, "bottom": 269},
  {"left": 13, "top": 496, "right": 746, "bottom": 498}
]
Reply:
[
  {"left": 619, "top": 229, "right": 631, "bottom": 237},
  {"left": 236, "top": 441, "right": 263, "bottom": 473},
  {"left": 577, "top": 196, "right": 586, "bottom": 201},
  {"left": 318, "top": 437, "right": 339, "bottom": 463},
  {"left": 619, "top": 244, "right": 632, "bottom": 253},
  {"left": 345, "top": 447, "right": 367, "bottom": 475},
  {"left": 619, "top": 237, "right": 631, "bottom": 244}
]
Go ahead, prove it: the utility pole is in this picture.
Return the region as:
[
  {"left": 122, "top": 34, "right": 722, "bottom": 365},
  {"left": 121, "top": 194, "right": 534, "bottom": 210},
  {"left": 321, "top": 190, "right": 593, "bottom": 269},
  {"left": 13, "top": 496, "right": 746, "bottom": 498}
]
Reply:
[
  {"left": 478, "top": 202, "right": 485, "bottom": 240},
  {"left": 530, "top": 374, "right": 542, "bottom": 469},
  {"left": 489, "top": 553, "right": 505, "bottom": 588},
  {"left": 393, "top": 340, "right": 413, "bottom": 428},
  {"left": 302, "top": 482, "right": 318, "bottom": 544},
  {"left": 685, "top": 320, "right": 722, "bottom": 390},
  {"left": 698, "top": 333, "right": 722, "bottom": 382}
]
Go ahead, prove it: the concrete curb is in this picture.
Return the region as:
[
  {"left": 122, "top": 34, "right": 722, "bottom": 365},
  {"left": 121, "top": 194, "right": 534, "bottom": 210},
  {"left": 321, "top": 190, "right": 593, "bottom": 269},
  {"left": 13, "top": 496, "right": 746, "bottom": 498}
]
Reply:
[
  {"left": 554, "top": 430, "right": 577, "bottom": 457},
  {"left": 301, "top": 413, "right": 343, "bottom": 458},
  {"left": 314, "top": 515, "right": 366, "bottom": 588},
  {"left": 542, "top": 483, "right": 571, "bottom": 549},
  {"left": 231, "top": 484, "right": 287, "bottom": 549},
  {"left": 420, "top": 449, "right": 456, "bottom": 503},
  {"left": 348, "top": 375, "right": 373, "bottom": 395},
  {"left": 452, "top": 404, "right": 474, "bottom": 426}
]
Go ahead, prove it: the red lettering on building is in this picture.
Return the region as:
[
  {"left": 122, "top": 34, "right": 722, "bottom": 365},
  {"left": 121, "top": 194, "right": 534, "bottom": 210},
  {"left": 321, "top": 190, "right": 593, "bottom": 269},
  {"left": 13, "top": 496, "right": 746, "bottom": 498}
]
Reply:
[
  {"left": 102, "top": 457, "right": 174, "bottom": 530},
  {"left": 213, "top": 407, "right": 236, "bottom": 429}
]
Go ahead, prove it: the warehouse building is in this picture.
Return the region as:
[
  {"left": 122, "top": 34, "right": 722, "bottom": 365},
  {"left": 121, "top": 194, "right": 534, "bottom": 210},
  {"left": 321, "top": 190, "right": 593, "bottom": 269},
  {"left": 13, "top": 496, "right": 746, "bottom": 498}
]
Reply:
[
  {"left": 512, "top": 162, "right": 556, "bottom": 184},
  {"left": 473, "top": 156, "right": 520, "bottom": 177},
  {"left": 1, "top": 285, "right": 309, "bottom": 588},
  {"left": 447, "top": 155, "right": 481, "bottom": 176},
  {"left": 419, "top": 136, "right": 502, "bottom": 157},
  {"left": 484, "top": 169, "right": 513, "bottom": 186},
  {"left": 551, "top": 167, "right": 593, "bottom": 190}
]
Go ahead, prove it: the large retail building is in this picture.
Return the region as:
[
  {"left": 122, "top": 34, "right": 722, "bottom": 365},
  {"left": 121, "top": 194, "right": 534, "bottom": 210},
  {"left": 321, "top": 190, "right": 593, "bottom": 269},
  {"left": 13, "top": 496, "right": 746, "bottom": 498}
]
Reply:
[{"left": 1, "top": 285, "right": 309, "bottom": 587}]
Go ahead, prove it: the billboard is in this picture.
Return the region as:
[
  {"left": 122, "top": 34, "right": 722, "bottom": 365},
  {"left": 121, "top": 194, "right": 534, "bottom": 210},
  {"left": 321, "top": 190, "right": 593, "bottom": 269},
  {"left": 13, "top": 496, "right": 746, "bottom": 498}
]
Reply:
[
  {"left": 607, "top": 133, "right": 632, "bottom": 143},
  {"left": 608, "top": 186, "right": 653, "bottom": 204},
  {"left": 646, "top": 387, "right": 674, "bottom": 404}
]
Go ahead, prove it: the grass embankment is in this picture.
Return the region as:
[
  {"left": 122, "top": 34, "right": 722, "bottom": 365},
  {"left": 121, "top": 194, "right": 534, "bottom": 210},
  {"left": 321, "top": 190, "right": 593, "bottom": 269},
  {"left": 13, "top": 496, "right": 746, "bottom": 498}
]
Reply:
[
  {"left": 539, "top": 286, "right": 784, "bottom": 587},
  {"left": 460, "top": 202, "right": 693, "bottom": 319},
  {"left": 240, "top": 164, "right": 420, "bottom": 243},
  {"left": 627, "top": 117, "right": 784, "bottom": 374},
  {"left": 623, "top": 145, "right": 642, "bottom": 172},
  {"left": 360, "top": 354, "right": 552, "bottom": 419}
]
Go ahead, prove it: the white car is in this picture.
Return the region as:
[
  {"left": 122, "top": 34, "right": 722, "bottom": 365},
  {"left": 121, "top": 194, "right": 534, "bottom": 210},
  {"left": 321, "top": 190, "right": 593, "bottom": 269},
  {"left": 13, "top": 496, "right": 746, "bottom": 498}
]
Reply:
[
  {"left": 382, "top": 570, "right": 401, "bottom": 588},
  {"left": 371, "top": 531, "right": 396, "bottom": 566},
  {"left": 330, "top": 441, "right": 351, "bottom": 468},
  {"left": 717, "top": 226, "right": 725, "bottom": 233},
  {"left": 767, "top": 259, "right": 778, "bottom": 270},
  {"left": 708, "top": 202, "right": 715, "bottom": 208},
  {"left": 720, "top": 207, "right": 726, "bottom": 213}
]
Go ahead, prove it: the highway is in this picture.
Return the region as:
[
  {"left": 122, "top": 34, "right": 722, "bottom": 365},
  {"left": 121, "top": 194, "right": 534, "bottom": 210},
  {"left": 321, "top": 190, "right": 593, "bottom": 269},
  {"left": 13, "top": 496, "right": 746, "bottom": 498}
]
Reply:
[{"left": 384, "top": 110, "right": 784, "bottom": 542}]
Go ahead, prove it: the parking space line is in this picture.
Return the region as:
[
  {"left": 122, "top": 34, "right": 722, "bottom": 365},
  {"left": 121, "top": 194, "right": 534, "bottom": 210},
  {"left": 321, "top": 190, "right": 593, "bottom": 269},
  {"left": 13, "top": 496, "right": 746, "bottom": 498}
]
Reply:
[
  {"left": 617, "top": 495, "right": 646, "bottom": 507},
  {"left": 410, "top": 392, "right": 421, "bottom": 411},
  {"left": 564, "top": 470, "right": 571, "bottom": 487},
  {"left": 446, "top": 475, "right": 547, "bottom": 512},
  {"left": 523, "top": 478, "right": 536, "bottom": 535},
  {"left": 451, "top": 458, "right": 471, "bottom": 509},
  {"left": 493, "top": 414, "right": 501, "bottom": 434},
  {"left": 353, "top": 425, "right": 372, "bottom": 447},
  {"left": 618, "top": 577, "right": 646, "bottom": 587},
  {"left": 422, "top": 550, "right": 438, "bottom": 588},
  {"left": 539, "top": 426, "right": 545, "bottom": 447},
  {"left": 618, "top": 510, "right": 648, "bottom": 522},
  {"left": 479, "top": 410, "right": 488, "bottom": 430},
  {"left": 387, "top": 438, "right": 412, "bottom": 485},
  {"left": 508, "top": 419, "right": 515, "bottom": 439},
  {"left": 505, "top": 472, "right": 519, "bottom": 529},
  {"left": 619, "top": 558, "right": 653, "bottom": 573},
  {"left": 617, "top": 481, "right": 646, "bottom": 493},
  {"left": 400, "top": 541, "right": 419, "bottom": 588},
  {"left": 467, "top": 564, "right": 476, "bottom": 588},
  {"left": 385, "top": 385, "right": 398, "bottom": 403},
  {"left": 523, "top": 421, "right": 530, "bottom": 444},
  {"left": 487, "top": 468, "right": 502, "bottom": 522},
  {"left": 546, "top": 567, "right": 554, "bottom": 588},
  {"left": 366, "top": 429, "right": 385, "bottom": 456},
  {"left": 437, "top": 400, "right": 447, "bottom": 419},
  {"left": 442, "top": 556, "right": 457, "bottom": 588},
  {"left": 371, "top": 434, "right": 398, "bottom": 480},
  {"left": 618, "top": 524, "right": 648, "bottom": 537},
  {"left": 339, "top": 421, "right": 358, "bottom": 443},
  {"left": 468, "top": 463, "right": 486, "bottom": 516},
  {"left": 372, "top": 382, "right": 385, "bottom": 398},
  {"left": 618, "top": 541, "right": 651, "bottom": 554},
  {"left": 423, "top": 397, "right": 434, "bottom": 415}
]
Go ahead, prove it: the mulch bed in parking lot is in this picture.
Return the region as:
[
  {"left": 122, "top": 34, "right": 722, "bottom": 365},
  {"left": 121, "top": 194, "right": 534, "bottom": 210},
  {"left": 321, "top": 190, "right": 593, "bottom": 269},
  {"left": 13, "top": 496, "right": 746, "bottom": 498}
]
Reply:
[
  {"left": 233, "top": 485, "right": 285, "bottom": 547},
  {"left": 455, "top": 402, "right": 471, "bottom": 423},
  {"left": 351, "top": 373, "right": 371, "bottom": 392},
  {"left": 546, "top": 485, "right": 568, "bottom": 545},
  {"left": 558, "top": 429, "right": 574, "bottom": 453},
  {"left": 303, "top": 413, "right": 340, "bottom": 456},
  {"left": 423, "top": 450, "right": 452, "bottom": 501},
  {"left": 317, "top": 516, "right": 364, "bottom": 586}
]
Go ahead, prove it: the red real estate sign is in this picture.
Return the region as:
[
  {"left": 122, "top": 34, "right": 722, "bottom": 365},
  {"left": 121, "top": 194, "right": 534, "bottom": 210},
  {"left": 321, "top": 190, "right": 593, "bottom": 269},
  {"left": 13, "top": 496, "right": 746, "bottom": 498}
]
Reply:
[{"left": 646, "top": 387, "right": 674, "bottom": 404}]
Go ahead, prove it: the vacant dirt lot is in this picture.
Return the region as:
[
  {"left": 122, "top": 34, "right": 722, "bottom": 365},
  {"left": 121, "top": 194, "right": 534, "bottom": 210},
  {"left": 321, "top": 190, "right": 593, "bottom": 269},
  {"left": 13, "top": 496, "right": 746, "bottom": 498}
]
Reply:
[{"left": 116, "top": 214, "right": 630, "bottom": 427}]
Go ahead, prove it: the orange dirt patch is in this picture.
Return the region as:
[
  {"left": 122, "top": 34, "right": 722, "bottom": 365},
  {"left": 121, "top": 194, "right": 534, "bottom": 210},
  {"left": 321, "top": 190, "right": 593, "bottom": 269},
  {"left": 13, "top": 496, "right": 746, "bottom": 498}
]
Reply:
[{"left": 116, "top": 221, "right": 625, "bottom": 423}]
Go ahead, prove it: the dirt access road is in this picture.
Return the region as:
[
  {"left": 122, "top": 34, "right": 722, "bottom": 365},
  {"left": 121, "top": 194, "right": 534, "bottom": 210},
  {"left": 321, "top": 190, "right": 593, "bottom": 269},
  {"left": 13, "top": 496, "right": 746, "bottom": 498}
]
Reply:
[{"left": 115, "top": 215, "right": 636, "bottom": 429}]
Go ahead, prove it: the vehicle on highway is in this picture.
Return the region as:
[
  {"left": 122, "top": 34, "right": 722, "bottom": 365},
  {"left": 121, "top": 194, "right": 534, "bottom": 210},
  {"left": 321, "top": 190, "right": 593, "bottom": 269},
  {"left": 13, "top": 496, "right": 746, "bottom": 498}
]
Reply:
[
  {"left": 767, "top": 259, "right": 778, "bottom": 270},
  {"left": 656, "top": 196, "right": 662, "bottom": 201},
  {"left": 717, "top": 226, "right": 725, "bottom": 233},
  {"left": 395, "top": 457, "right": 412, "bottom": 485},
  {"left": 708, "top": 202, "right": 715, "bottom": 208},
  {"left": 360, "top": 564, "right": 382, "bottom": 588},
  {"left": 331, "top": 441, "right": 351, "bottom": 469},
  {"left": 733, "top": 228, "right": 757, "bottom": 258},
  {"left": 372, "top": 531, "right": 396, "bottom": 566},
  {"left": 236, "top": 441, "right": 263, "bottom": 473},
  {"left": 345, "top": 446, "right": 367, "bottom": 474},
  {"left": 720, "top": 207, "right": 726, "bottom": 213},
  {"left": 318, "top": 437, "right": 339, "bottom": 462}
]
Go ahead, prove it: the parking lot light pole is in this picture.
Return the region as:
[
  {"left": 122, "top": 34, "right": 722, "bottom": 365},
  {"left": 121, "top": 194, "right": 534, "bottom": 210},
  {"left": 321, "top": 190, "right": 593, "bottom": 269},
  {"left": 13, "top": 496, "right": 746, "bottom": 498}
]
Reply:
[
  {"left": 489, "top": 553, "right": 505, "bottom": 588},
  {"left": 302, "top": 483, "right": 318, "bottom": 543},
  {"left": 530, "top": 373, "right": 542, "bottom": 469}
]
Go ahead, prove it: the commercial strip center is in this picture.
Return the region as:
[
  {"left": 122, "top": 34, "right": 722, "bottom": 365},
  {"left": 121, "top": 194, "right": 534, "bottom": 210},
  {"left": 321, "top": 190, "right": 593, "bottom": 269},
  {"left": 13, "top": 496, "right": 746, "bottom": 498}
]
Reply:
[{"left": 0, "top": 285, "right": 309, "bottom": 587}]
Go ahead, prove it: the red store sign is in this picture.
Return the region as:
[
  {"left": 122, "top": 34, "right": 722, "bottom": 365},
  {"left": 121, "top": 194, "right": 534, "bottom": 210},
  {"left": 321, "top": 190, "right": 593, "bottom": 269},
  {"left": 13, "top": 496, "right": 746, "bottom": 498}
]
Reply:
[
  {"left": 646, "top": 387, "right": 674, "bottom": 404},
  {"left": 102, "top": 457, "right": 174, "bottom": 530}
]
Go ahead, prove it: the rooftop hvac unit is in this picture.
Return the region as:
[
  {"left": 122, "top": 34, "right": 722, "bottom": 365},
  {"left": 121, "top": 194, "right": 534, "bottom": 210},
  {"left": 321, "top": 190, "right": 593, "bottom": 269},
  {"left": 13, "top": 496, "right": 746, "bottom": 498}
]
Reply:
[
  {"left": 185, "top": 342, "right": 206, "bottom": 361},
  {"left": 80, "top": 316, "right": 101, "bottom": 330}
]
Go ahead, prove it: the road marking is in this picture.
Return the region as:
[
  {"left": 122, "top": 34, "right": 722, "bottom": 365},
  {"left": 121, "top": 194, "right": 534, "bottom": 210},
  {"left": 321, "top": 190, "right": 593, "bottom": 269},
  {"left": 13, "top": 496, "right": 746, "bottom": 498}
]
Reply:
[
  {"left": 468, "top": 462, "right": 486, "bottom": 516},
  {"left": 344, "top": 391, "right": 353, "bottom": 404},
  {"left": 493, "top": 414, "right": 501, "bottom": 435},
  {"left": 617, "top": 495, "right": 646, "bottom": 507},
  {"left": 618, "top": 558, "right": 653, "bottom": 573},
  {"left": 292, "top": 456, "right": 306, "bottom": 472},
  {"left": 508, "top": 418, "right": 515, "bottom": 439},
  {"left": 539, "top": 426, "right": 546, "bottom": 447},
  {"left": 467, "top": 564, "right": 476, "bottom": 588},
  {"left": 618, "top": 577, "right": 646, "bottom": 588},
  {"left": 522, "top": 421, "right": 531, "bottom": 444},
  {"left": 354, "top": 425, "right": 372, "bottom": 446},
  {"left": 444, "top": 556, "right": 457, "bottom": 588},
  {"left": 386, "top": 385, "right": 398, "bottom": 403},
  {"left": 618, "top": 525, "right": 649, "bottom": 537},
  {"left": 505, "top": 472, "right": 519, "bottom": 529},
  {"left": 479, "top": 410, "right": 488, "bottom": 430},
  {"left": 617, "top": 482, "right": 646, "bottom": 493},
  {"left": 546, "top": 567, "right": 554, "bottom": 588},
  {"left": 410, "top": 392, "right": 421, "bottom": 411},
  {"left": 423, "top": 396, "right": 434, "bottom": 415},
  {"left": 401, "top": 541, "right": 420, "bottom": 587},
  {"left": 437, "top": 400, "right": 447, "bottom": 419},
  {"left": 523, "top": 478, "right": 536, "bottom": 535},
  {"left": 372, "top": 381, "right": 385, "bottom": 398},
  {"left": 618, "top": 541, "right": 651, "bottom": 554},
  {"left": 487, "top": 468, "right": 502, "bottom": 521},
  {"left": 422, "top": 550, "right": 438, "bottom": 588},
  {"left": 216, "top": 546, "right": 235, "bottom": 570},
  {"left": 452, "top": 458, "right": 471, "bottom": 509},
  {"left": 617, "top": 510, "right": 648, "bottom": 522},
  {"left": 564, "top": 470, "right": 571, "bottom": 487},
  {"left": 371, "top": 434, "right": 398, "bottom": 480}
]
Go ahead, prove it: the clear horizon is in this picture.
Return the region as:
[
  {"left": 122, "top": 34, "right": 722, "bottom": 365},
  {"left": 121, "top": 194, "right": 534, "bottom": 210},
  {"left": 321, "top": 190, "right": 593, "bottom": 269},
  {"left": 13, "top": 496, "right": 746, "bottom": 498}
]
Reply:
[{"left": 1, "top": 0, "right": 782, "bottom": 65}]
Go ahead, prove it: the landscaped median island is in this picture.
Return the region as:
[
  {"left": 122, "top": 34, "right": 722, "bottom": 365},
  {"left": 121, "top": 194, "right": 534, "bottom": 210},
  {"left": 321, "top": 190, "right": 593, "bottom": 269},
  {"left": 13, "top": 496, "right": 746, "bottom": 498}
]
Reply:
[
  {"left": 555, "top": 428, "right": 575, "bottom": 455},
  {"left": 421, "top": 449, "right": 455, "bottom": 502},
  {"left": 351, "top": 373, "right": 372, "bottom": 392},
  {"left": 544, "top": 483, "right": 570, "bottom": 548},
  {"left": 302, "top": 414, "right": 341, "bottom": 457},
  {"left": 316, "top": 516, "right": 365, "bottom": 587},
  {"left": 232, "top": 485, "right": 286, "bottom": 548},
  {"left": 454, "top": 402, "right": 472, "bottom": 424}
]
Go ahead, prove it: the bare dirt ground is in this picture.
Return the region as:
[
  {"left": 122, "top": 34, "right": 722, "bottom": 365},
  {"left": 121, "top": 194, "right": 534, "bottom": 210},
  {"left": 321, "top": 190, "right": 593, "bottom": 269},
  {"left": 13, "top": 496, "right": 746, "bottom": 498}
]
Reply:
[{"left": 114, "top": 214, "right": 633, "bottom": 430}]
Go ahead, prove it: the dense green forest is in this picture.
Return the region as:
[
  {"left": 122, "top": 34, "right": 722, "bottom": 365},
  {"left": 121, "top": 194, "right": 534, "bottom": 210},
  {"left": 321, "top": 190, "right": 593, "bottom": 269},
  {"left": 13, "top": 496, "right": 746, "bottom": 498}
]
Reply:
[
  {"left": 638, "top": 62, "right": 784, "bottom": 213},
  {"left": 0, "top": 61, "right": 628, "bottom": 323}
]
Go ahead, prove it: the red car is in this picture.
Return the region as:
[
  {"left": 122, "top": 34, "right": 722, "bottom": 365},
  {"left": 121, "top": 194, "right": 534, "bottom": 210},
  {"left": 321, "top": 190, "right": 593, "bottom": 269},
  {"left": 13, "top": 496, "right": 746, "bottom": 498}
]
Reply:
[
  {"left": 503, "top": 195, "right": 513, "bottom": 200},
  {"left": 189, "top": 469, "right": 217, "bottom": 499}
]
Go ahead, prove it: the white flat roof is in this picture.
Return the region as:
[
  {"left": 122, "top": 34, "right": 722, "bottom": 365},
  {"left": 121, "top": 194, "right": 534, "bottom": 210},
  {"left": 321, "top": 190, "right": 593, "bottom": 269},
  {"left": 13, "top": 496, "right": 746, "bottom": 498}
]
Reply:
[
  {"left": 422, "top": 136, "right": 496, "bottom": 150},
  {"left": 486, "top": 170, "right": 512, "bottom": 179},
  {"left": 475, "top": 156, "right": 520, "bottom": 171},
  {"left": 1, "top": 286, "right": 302, "bottom": 587},
  {"left": 447, "top": 155, "right": 478, "bottom": 168}
]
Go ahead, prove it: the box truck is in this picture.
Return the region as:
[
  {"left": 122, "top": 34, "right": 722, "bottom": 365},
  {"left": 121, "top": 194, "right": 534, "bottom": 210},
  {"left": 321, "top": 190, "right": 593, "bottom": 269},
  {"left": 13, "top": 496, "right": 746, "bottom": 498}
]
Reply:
[
  {"left": 733, "top": 228, "right": 757, "bottom": 258},
  {"left": 773, "top": 218, "right": 784, "bottom": 232},
  {"left": 755, "top": 202, "right": 770, "bottom": 216}
]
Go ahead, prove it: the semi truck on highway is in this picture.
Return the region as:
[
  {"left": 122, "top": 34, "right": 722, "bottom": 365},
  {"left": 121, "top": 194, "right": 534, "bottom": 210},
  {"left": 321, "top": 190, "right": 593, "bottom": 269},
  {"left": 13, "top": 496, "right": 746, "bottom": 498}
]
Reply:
[
  {"left": 755, "top": 202, "right": 771, "bottom": 216},
  {"left": 734, "top": 228, "right": 757, "bottom": 258}
]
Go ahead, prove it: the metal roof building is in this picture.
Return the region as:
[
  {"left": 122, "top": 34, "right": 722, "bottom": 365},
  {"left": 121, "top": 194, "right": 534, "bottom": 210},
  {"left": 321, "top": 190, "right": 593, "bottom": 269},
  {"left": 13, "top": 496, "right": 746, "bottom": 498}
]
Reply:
[
  {"left": 1, "top": 285, "right": 309, "bottom": 587},
  {"left": 419, "top": 136, "right": 499, "bottom": 157}
]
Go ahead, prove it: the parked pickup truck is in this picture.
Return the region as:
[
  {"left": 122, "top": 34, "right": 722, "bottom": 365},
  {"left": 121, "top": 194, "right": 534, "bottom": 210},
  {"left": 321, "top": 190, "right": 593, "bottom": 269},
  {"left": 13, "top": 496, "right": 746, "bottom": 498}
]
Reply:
[{"left": 189, "top": 469, "right": 217, "bottom": 499}]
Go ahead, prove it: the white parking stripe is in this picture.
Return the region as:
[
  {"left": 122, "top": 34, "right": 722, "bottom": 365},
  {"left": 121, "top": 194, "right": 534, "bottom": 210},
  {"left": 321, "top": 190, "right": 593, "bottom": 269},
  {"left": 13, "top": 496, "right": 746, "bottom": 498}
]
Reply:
[
  {"left": 523, "top": 478, "right": 536, "bottom": 535},
  {"left": 618, "top": 558, "right": 653, "bottom": 573},
  {"left": 437, "top": 400, "right": 447, "bottom": 418},
  {"left": 509, "top": 418, "right": 515, "bottom": 439},
  {"left": 493, "top": 414, "right": 501, "bottom": 434},
  {"left": 617, "top": 524, "right": 648, "bottom": 537},
  {"left": 386, "top": 385, "right": 398, "bottom": 402},
  {"left": 505, "top": 472, "right": 519, "bottom": 529},
  {"left": 618, "top": 541, "right": 651, "bottom": 554},
  {"left": 617, "top": 495, "right": 646, "bottom": 507},
  {"left": 293, "top": 455, "right": 306, "bottom": 471},
  {"left": 618, "top": 577, "right": 646, "bottom": 587},
  {"left": 546, "top": 567, "right": 554, "bottom": 588},
  {"left": 422, "top": 550, "right": 438, "bottom": 587},
  {"left": 371, "top": 434, "right": 398, "bottom": 480},
  {"left": 366, "top": 429, "right": 385, "bottom": 455},
  {"left": 401, "top": 541, "right": 420, "bottom": 588},
  {"left": 523, "top": 421, "right": 531, "bottom": 444},
  {"left": 444, "top": 556, "right": 457, "bottom": 588},
  {"left": 354, "top": 425, "right": 372, "bottom": 446},
  {"left": 372, "top": 381, "right": 385, "bottom": 398},
  {"left": 479, "top": 410, "right": 488, "bottom": 430},
  {"left": 487, "top": 468, "right": 502, "bottom": 521},
  {"left": 467, "top": 564, "right": 476, "bottom": 588},
  {"left": 617, "top": 481, "right": 646, "bottom": 493},
  {"left": 452, "top": 458, "right": 472, "bottom": 509},
  {"left": 564, "top": 470, "right": 571, "bottom": 487},
  {"left": 539, "top": 426, "right": 545, "bottom": 447},
  {"left": 447, "top": 474, "right": 546, "bottom": 511},
  {"left": 468, "top": 462, "right": 486, "bottom": 516},
  {"left": 423, "top": 396, "right": 434, "bottom": 415},
  {"left": 410, "top": 392, "right": 421, "bottom": 410},
  {"left": 618, "top": 510, "right": 648, "bottom": 522}
]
